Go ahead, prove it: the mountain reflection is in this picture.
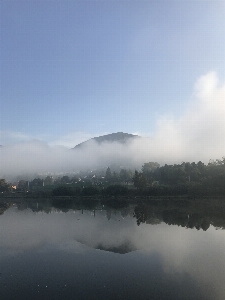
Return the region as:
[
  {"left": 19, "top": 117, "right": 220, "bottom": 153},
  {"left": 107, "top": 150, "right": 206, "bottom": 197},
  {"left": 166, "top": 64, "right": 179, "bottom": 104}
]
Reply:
[
  {"left": 76, "top": 238, "right": 137, "bottom": 254},
  {"left": 1, "top": 198, "right": 225, "bottom": 299}
]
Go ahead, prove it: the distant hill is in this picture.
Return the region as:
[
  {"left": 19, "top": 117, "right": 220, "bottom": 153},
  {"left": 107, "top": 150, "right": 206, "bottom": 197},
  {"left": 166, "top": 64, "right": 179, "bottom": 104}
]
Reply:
[{"left": 74, "top": 132, "right": 139, "bottom": 149}]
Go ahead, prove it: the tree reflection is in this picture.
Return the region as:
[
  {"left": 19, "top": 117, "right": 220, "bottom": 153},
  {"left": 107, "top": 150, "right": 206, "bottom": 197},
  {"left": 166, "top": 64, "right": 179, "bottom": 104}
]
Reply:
[
  {"left": 2, "top": 197, "right": 225, "bottom": 231},
  {"left": 133, "top": 199, "right": 225, "bottom": 230},
  {"left": 0, "top": 202, "right": 12, "bottom": 215}
]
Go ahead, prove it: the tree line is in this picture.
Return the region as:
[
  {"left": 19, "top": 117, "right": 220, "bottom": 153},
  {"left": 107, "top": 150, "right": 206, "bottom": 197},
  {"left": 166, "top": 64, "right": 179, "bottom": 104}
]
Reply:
[
  {"left": 133, "top": 158, "right": 225, "bottom": 196},
  {"left": 1, "top": 157, "right": 225, "bottom": 197}
]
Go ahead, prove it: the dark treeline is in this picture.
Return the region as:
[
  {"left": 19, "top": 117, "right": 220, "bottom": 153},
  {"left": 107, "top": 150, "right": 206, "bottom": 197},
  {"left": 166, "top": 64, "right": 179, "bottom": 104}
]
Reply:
[
  {"left": 1, "top": 157, "right": 225, "bottom": 197},
  {"left": 134, "top": 158, "right": 225, "bottom": 196}
]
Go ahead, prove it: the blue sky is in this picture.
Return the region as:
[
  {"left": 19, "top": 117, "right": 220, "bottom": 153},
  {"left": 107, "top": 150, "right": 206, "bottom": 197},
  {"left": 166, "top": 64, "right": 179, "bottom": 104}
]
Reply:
[{"left": 1, "top": 0, "right": 225, "bottom": 147}]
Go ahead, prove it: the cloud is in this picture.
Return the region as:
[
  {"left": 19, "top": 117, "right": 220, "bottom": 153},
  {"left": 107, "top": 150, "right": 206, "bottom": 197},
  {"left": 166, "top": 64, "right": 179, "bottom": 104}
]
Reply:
[
  {"left": 134, "top": 71, "right": 225, "bottom": 164},
  {"left": 0, "top": 130, "right": 32, "bottom": 145},
  {"left": 0, "top": 130, "right": 49, "bottom": 145},
  {"left": 179, "top": 71, "right": 225, "bottom": 159},
  {"left": 0, "top": 71, "right": 225, "bottom": 178}
]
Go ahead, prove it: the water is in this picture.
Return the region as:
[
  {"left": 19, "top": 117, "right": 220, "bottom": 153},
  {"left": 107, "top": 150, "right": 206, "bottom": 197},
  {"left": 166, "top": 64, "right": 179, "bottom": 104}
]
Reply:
[{"left": 1, "top": 198, "right": 225, "bottom": 299}]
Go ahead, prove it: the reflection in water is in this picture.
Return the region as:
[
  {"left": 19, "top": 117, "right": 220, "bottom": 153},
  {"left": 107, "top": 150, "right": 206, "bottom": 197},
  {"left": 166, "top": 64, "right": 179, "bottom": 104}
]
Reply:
[
  {"left": 133, "top": 198, "right": 225, "bottom": 230},
  {"left": 1, "top": 198, "right": 225, "bottom": 299},
  {"left": 2, "top": 197, "right": 225, "bottom": 231},
  {"left": 0, "top": 201, "right": 12, "bottom": 215},
  {"left": 95, "top": 241, "right": 136, "bottom": 254}
]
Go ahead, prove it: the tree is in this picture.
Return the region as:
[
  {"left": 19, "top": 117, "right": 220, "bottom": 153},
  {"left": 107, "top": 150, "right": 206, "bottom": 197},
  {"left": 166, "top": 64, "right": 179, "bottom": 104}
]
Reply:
[
  {"left": 105, "top": 184, "right": 128, "bottom": 196},
  {"left": 18, "top": 180, "right": 29, "bottom": 190},
  {"left": 112, "top": 171, "right": 119, "bottom": 183},
  {"left": 133, "top": 171, "right": 147, "bottom": 190},
  {"left": 60, "top": 176, "right": 70, "bottom": 184},
  {"left": 71, "top": 176, "right": 79, "bottom": 184},
  {"left": 44, "top": 176, "right": 53, "bottom": 186},
  {"left": 30, "top": 178, "right": 43, "bottom": 189},
  {"left": 142, "top": 162, "right": 160, "bottom": 175},
  {"left": 119, "top": 169, "right": 133, "bottom": 184},
  {"left": 197, "top": 161, "right": 205, "bottom": 175},
  {"left": 105, "top": 167, "right": 112, "bottom": 181},
  {"left": 142, "top": 162, "right": 160, "bottom": 184},
  {"left": 81, "top": 186, "right": 99, "bottom": 196},
  {"left": 0, "top": 179, "right": 10, "bottom": 193},
  {"left": 52, "top": 186, "right": 73, "bottom": 196}
]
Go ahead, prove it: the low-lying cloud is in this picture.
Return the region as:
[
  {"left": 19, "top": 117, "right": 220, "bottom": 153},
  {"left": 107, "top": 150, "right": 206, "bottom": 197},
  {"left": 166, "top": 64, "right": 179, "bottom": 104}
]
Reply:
[{"left": 1, "top": 71, "right": 225, "bottom": 178}]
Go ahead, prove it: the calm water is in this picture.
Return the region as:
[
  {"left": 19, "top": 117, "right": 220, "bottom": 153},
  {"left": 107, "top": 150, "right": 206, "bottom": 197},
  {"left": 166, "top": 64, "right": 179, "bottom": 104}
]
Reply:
[{"left": 1, "top": 198, "right": 225, "bottom": 300}]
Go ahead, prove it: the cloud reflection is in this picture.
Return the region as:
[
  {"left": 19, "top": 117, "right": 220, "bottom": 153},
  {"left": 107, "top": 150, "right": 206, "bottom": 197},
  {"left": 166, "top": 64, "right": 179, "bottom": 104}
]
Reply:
[{"left": 1, "top": 205, "right": 225, "bottom": 298}]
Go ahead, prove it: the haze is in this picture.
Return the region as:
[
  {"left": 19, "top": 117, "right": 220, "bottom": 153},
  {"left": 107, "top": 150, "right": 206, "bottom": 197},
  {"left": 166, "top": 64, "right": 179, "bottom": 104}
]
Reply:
[
  {"left": 1, "top": 71, "right": 225, "bottom": 178},
  {"left": 1, "top": 1, "right": 225, "bottom": 177}
]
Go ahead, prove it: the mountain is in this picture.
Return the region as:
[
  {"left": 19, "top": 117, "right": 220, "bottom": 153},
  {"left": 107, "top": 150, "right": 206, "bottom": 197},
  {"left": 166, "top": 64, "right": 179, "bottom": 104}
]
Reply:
[{"left": 74, "top": 132, "right": 139, "bottom": 149}]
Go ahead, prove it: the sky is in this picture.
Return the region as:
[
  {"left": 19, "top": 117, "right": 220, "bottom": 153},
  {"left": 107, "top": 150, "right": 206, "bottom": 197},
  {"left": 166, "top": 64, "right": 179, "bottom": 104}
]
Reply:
[{"left": 1, "top": 0, "right": 225, "bottom": 175}]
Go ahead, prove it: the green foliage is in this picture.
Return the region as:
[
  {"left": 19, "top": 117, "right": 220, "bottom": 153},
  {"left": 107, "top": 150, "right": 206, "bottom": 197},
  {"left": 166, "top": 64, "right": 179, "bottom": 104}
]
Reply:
[
  {"left": 52, "top": 186, "right": 73, "bottom": 196},
  {"left": 60, "top": 176, "right": 71, "bottom": 184},
  {"left": 44, "top": 176, "right": 53, "bottom": 186},
  {"left": 112, "top": 171, "right": 119, "bottom": 183},
  {"left": 131, "top": 157, "right": 225, "bottom": 196},
  {"left": 0, "top": 179, "right": 10, "bottom": 193},
  {"left": 30, "top": 178, "right": 43, "bottom": 189},
  {"left": 104, "top": 184, "right": 128, "bottom": 196},
  {"left": 119, "top": 169, "right": 133, "bottom": 183},
  {"left": 18, "top": 180, "right": 29, "bottom": 190},
  {"left": 81, "top": 186, "right": 99, "bottom": 196},
  {"left": 133, "top": 171, "right": 147, "bottom": 190},
  {"left": 142, "top": 162, "right": 160, "bottom": 181},
  {"left": 105, "top": 167, "right": 112, "bottom": 181}
]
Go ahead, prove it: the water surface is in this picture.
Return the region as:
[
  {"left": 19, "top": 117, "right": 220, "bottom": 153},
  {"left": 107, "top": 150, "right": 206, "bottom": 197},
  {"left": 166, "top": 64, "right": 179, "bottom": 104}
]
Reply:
[{"left": 1, "top": 199, "right": 225, "bottom": 299}]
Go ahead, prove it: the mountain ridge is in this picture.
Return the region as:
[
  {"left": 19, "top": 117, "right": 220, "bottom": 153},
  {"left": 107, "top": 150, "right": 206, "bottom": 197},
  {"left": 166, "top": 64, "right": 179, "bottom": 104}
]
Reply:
[{"left": 74, "top": 132, "right": 139, "bottom": 149}]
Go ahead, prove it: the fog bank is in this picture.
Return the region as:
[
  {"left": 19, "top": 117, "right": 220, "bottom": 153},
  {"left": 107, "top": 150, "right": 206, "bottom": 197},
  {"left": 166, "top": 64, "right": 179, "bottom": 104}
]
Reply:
[{"left": 1, "top": 71, "right": 225, "bottom": 178}]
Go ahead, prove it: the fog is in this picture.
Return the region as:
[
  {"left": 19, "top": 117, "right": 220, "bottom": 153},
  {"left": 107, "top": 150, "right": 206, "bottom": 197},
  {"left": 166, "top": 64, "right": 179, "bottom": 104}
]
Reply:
[{"left": 1, "top": 71, "right": 225, "bottom": 178}]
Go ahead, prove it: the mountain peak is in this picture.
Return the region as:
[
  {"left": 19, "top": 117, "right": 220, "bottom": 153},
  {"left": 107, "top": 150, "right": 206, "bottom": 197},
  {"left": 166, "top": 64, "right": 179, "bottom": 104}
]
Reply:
[{"left": 74, "top": 132, "right": 139, "bottom": 149}]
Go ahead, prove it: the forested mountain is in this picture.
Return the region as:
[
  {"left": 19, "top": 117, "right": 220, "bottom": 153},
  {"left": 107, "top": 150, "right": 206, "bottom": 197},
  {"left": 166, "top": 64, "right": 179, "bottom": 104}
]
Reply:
[{"left": 74, "top": 132, "right": 139, "bottom": 148}]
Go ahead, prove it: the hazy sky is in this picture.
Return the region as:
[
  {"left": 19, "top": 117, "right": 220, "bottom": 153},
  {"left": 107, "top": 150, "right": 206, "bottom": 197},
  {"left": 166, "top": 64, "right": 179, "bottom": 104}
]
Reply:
[{"left": 1, "top": 0, "right": 225, "bottom": 147}]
